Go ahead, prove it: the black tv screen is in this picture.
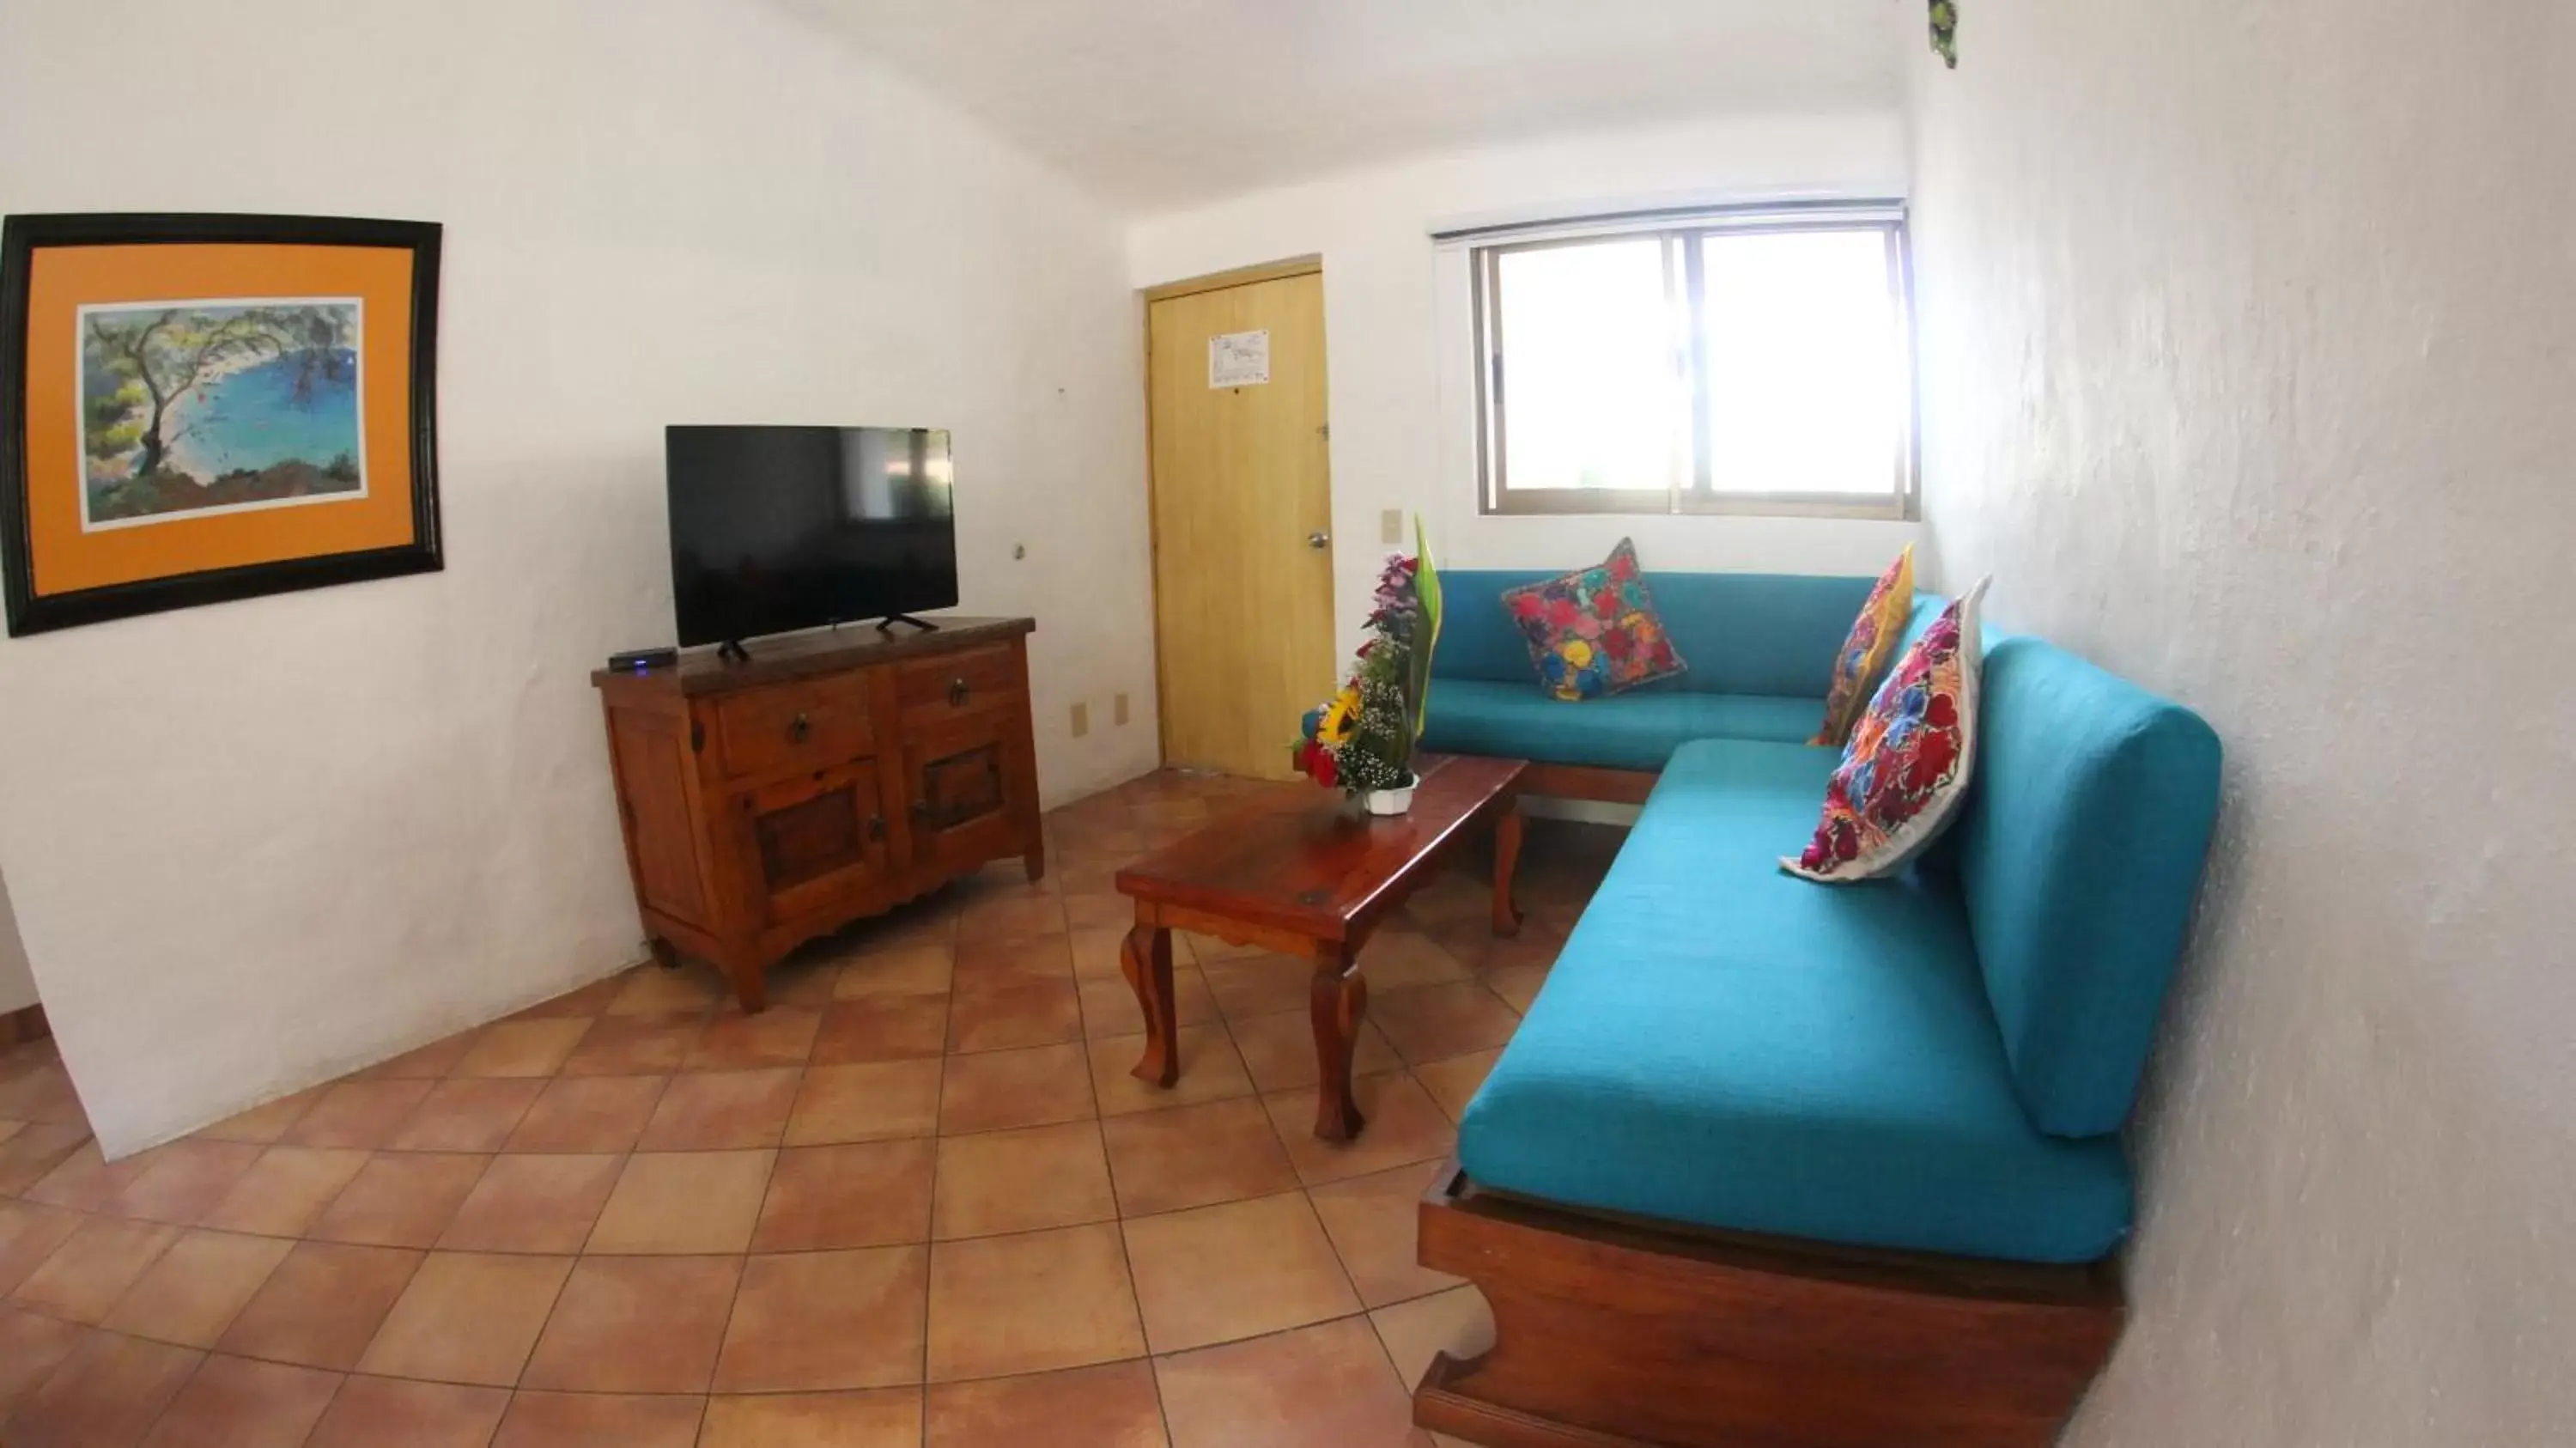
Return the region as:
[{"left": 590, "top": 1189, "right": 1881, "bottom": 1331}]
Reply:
[{"left": 665, "top": 425, "right": 958, "bottom": 647}]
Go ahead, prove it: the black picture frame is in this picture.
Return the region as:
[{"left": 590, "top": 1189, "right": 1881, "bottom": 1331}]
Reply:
[{"left": 0, "top": 211, "right": 443, "bottom": 636}]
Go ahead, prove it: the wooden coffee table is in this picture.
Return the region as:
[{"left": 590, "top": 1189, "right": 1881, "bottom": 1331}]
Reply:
[{"left": 1112, "top": 753, "right": 1529, "bottom": 1141}]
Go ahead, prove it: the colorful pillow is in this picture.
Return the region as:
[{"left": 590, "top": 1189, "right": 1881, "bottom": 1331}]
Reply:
[
  {"left": 1784, "top": 577, "right": 1990, "bottom": 883},
  {"left": 1812, "top": 545, "right": 1917, "bottom": 747},
  {"left": 1500, "top": 538, "right": 1687, "bottom": 702}
]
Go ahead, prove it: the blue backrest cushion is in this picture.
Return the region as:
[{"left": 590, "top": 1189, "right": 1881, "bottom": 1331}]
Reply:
[
  {"left": 1955, "top": 636, "right": 2222, "bottom": 1137},
  {"left": 1436, "top": 569, "right": 1885, "bottom": 697}
]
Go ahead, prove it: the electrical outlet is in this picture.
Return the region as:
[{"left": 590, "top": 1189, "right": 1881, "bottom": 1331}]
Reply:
[
  {"left": 1113, "top": 692, "right": 1131, "bottom": 727},
  {"left": 1382, "top": 508, "right": 1403, "bottom": 545},
  {"left": 1070, "top": 701, "right": 1090, "bottom": 739}
]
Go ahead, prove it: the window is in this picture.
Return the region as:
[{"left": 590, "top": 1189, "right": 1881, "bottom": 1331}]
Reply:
[{"left": 1471, "top": 209, "right": 1915, "bottom": 518}]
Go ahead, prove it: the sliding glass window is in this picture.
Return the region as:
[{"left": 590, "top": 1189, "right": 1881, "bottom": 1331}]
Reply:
[{"left": 1473, "top": 210, "right": 1915, "bottom": 518}]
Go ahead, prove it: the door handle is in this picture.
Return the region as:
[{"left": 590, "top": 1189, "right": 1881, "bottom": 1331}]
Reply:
[
  {"left": 867, "top": 814, "right": 887, "bottom": 842},
  {"left": 1307, "top": 530, "right": 1330, "bottom": 550}
]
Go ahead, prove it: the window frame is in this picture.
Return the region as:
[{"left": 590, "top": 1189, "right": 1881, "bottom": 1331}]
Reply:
[{"left": 1471, "top": 209, "right": 1919, "bottom": 521}]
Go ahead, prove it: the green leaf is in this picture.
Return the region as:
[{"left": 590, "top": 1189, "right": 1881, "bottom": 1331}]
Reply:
[{"left": 1408, "top": 513, "right": 1443, "bottom": 745}]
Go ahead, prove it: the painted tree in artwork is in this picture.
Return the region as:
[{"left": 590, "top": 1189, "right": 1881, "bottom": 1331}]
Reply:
[{"left": 82, "top": 306, "right": 352, "bottom": 479}]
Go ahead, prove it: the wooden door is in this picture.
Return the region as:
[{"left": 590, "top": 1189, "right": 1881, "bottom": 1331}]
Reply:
[{"left": 1147, "top": 265, "right": 1336, "bottom": 780}]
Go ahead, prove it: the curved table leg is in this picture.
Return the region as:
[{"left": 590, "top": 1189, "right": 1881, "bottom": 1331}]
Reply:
[
  {"left": 1310, "top": 943, "right": 1369, "bottom": 1141},
  {"left": 1121, "top": 923, "right": 1178, "bottom": 1087},
  {"left": 1492, "top": 801, "right": 1525, "bottom": 939}
]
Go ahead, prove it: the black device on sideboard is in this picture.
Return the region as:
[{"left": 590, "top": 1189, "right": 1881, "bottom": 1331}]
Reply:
[
  {"left": 607, "top": 647, "right": 679, "bottom": 672},
  {"left": 665, "top": 424, "right": 959, "bottom": 660}
]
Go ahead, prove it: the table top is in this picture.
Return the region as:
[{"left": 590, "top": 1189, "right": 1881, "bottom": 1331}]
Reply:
[{"left": 1113, "top": 753, "right": 1528, "bottom": 943}]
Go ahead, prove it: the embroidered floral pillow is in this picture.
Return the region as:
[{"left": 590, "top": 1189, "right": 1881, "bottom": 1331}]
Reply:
[
  {"left": 1785, "top": 578, "right": 1990, "bottom": 882},
  {"left": 1813, "top": 545, "right": 1917, "bottom": 748},
  {"left": 1500, "top": 538, "right": 1687, "bottom": 702}
]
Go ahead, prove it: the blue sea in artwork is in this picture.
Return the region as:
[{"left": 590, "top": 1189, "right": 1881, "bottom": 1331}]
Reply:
[{"left": 165, "top": 349, "right": 362, "bottom": 480}]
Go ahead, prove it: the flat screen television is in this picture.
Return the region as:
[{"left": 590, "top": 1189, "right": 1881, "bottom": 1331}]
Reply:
[{"left": 665, "top": 424, "right": 958, "bottom": 650}]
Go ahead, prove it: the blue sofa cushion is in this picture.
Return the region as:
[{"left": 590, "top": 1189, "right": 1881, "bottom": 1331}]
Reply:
[
  {"left": 1421, "top": 679, "right": 1818, "bottom": 771},
  {"left": 1955, "top": 637, "right": 2222, "bottom": 1137},
  {"left": 1436, "top": 570, "right": 1884, "bottom": 697},
  {"left": 1458, "top": 738, "right": 2135, "bottom": 1263}
]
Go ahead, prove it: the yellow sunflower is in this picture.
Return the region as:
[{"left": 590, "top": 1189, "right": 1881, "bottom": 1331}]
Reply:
[{"left": 1317, "top": 684, "right": 1361, "bottom": 745}]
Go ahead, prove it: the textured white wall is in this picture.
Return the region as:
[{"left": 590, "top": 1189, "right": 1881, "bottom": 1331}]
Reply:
[
  {"left": 0, "top": 870, "right": 34, "bottom": 1016},
  {"left": 1909, "top": 3, "right": 2576, "bottom": 1442},
  {"left": 1126, "top": 113, "right": 1917, "bottom": 649},
  {"left": 0, "top": 0, "right": 1157, "bottom": 1154}
]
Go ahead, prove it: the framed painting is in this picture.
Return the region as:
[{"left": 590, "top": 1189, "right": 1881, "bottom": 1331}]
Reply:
[{"left": 0, "top": 212, "right": 442, "bottom": 636}]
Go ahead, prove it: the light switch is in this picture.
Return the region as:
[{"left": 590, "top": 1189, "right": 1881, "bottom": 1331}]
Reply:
[{"left": 1070, "top": 702, "right": 1090, "bottom": 738}]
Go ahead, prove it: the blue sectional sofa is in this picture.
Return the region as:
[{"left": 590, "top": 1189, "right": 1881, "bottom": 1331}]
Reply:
[
  {"left": 1410, "top": 568, "right": 2222, "bottom": 1448},
  {"left": 1424, "top": 569, "right": 1935, "bottom": 770}
]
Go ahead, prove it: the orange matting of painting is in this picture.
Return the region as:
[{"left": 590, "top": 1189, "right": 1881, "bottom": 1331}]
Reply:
[{"left": 21, "top": 243, "right": 419, "bottom": 597}]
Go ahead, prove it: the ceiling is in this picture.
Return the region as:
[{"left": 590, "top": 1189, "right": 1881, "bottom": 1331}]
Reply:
[{"left": 779, "top": 0, "right": 1904, "bottom": 210}]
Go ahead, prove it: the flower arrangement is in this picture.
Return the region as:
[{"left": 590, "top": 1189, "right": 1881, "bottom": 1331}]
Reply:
[{"left": 1293, "top": 519, "right": 1443, "bottom": 807}]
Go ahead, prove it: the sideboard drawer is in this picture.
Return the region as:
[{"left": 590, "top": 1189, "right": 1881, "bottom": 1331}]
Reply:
[
  {"left": 896, "top": 644, "right": 1020, "bottom": 726},
  {"left": 713, "top": 675, "right": 876, "bottom": 780}
]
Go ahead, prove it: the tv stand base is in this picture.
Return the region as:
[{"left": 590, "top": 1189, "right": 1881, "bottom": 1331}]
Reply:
[
  {"left": 592, "top": 618, "right": 1044, "bottom": 1016},
  {"left": 874, "top": 613, "right": 938, "bottom": 633},
  {"left": 716, "top": 639, "right": 753, "bottom": 665}
]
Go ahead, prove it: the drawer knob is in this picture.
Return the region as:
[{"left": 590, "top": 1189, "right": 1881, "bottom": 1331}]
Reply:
[
  {"left": 867, "top": 814, "right": 887, "bottom": 842},
  {"left": 788, "top": 712, "right": 811, "bottom": 744},
  {"left": 948, "top": 678, "right": 970, "bottom": 707}
]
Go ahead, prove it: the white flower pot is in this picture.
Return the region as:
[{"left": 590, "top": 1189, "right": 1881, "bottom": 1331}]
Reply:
[{"left": 1358, "top": 775, "right": 1418, "bottom": 816}]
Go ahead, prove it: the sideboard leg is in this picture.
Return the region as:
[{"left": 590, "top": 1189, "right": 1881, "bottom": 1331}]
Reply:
[
  {"left": 1023, "top": 836, "right": 1048, "bottom": 885},
  {"left": 720, "top": 950, "right": 767, "bottom": 1015},
  {"left": 1309, "top": 943, "right": 1369, "bottom": 1141},
  {"left": 647, "top": 937, "right": 682, "bottom": 970}
]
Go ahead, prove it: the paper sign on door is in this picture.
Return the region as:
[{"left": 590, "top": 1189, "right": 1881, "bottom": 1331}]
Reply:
[{"left": 1208, "top": 330, "right": 1271, "bottom": 387}]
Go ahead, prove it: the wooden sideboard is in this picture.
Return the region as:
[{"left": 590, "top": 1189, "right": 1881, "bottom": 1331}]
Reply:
[{"left": 591, "top": 617, "right": 1042, "bottom": 1012}]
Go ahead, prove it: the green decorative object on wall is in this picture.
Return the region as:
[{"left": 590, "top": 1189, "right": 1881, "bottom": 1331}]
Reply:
[{"left": 1929, "top": 1, "right": 1959, "bottom": 69}]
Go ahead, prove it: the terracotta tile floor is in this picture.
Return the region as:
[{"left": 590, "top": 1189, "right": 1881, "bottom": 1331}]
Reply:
[{"left": 0, "top": 769, "right": 1616, "bottom": 1447}]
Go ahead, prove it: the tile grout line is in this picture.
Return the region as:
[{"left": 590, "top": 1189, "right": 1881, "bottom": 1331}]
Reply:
[
  {"left": 916, "top": 897, "right": 963, "bottom": 1420},
  {"left": 1069, "top": 806, "right": 1188, "bottom": 1448},
  {"left": 4, "top": 776, "right": 1540, "bottom": 1440}
]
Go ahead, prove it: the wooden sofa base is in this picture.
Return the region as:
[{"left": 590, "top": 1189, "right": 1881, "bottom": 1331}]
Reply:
[
  {"left": 1516, "top": 762, "right": 1658, "bottom": 806},
  {"left": 1414, "top": 1164, "right": 2123, "bottom": 1448}
]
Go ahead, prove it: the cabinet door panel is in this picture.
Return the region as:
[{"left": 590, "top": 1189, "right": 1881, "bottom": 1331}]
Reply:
[
  {"left": 734, "top": 759, "right": 890, "bottom": 925},
  {"left": 904, "top": 711, "right": 1026, "bottom": 876}
]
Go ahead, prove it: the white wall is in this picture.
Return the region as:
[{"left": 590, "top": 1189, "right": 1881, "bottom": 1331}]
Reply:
[
  {"left": 0, "top": 0, "right": 1158, "bottom": 1155},
  {"left": 0, "top": 870, "right": 34, "bottom": 1017},
  {"left": 1909, "top": 3, "right": 2576, "bottom": 1442},
  {"left": 1125, "top": 113, "right": 1917, "bottom": 648}
]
